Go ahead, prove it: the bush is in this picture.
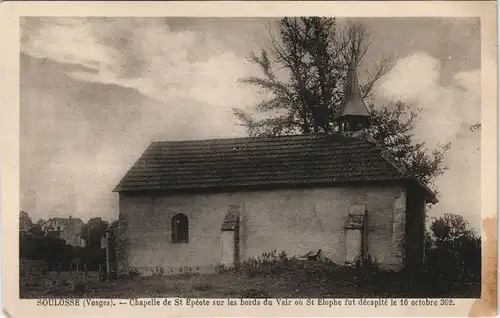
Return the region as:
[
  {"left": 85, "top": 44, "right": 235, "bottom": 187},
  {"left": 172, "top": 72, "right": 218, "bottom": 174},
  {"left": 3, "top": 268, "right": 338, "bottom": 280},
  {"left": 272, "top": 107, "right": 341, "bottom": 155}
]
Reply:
[
  {"left": 240, "top": 287, "right": 270, "bottom": 298},
  {"left": 151, "top": 266, "right": 164, "bottom": 277},
  {"left": 155, "top": 286, "right": 168, "bottom": 294},
  {"left": 422, "top": 213, "right": 482, "bottom": 296},
  {"left": 20, "top": 234, "right": 77, "bottom": 271},
  {"left": 171, "top": 266, "right": 198, "bottom": 278},
  {"left": 193, "top": 283, "right": 212, "bottom": 291},
  {"left": 215, "top": 264, "right": 236, "bottom": 274},
  {"left": 351, "top": 255, "right": 385, "bottom": 285},
  {"left": 173, "top": 281, "right": 184, "bottom": 293},
  {"left": 71, "top": 281, "right": 86, "bottom": 293},
  {"left": 241, "top": 250, "right": 303, "bottom": 277},
  {"left": 238, "top": 246, "right": 480, "bottom": 298},
  {"left": 45, "top": 286, "right": 63, "bottom": 296},
  {"left": 240, "top": 250, "right": 345, "bottom": 282},
  {"left": 129, "top": 268, "right": 141, "bottom": 277},
  {"left": 422, "top": 241, "right": 481, "bottom": 294}
]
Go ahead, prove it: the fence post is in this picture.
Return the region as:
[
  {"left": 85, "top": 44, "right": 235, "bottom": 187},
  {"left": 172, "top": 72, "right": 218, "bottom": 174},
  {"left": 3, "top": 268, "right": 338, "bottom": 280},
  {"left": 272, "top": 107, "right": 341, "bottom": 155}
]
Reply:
[{"left": 105, "top": 231, "right": 111, "bottom": 277}]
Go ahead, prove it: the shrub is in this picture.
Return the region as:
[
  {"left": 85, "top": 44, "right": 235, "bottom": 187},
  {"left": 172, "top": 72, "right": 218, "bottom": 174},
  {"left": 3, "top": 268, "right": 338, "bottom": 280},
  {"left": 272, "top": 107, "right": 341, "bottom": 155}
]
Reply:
[
  {"left": 240, "top": 250, "right": 346, "bottom": 281},
  {"left": 215, "top": 264, "right": 236, "bottom": 274},
  {"left": 129, "top": 268, "right": 141, "bottom": 277},
  {"left": 193, "top": 283, "right": 212, "bottom": 291},
  {"left": 422, "top": 241, "right": 481, "bottom": 294},
  {"left": 71, "top": 281, "right": 86, "bottom": 293},
  {"left": 173, "top": 281, "right": 184, "bottom": 293},
  {"left": 238, "top": 249, "right": 478, "bottom": 296},
  {"left": 241, "top": 250, "right": 304, "bottom": 277},
  {"left": 350, "top": 255, "right": 385, "bottom": 285},
  {"left": 153, "top": 266, "right": 164, "bottom": 277},
  {"left": 155, "top": 286, "right": 168, "bottom": 294},
  {"left": 240, "top": 287, "right": 270, "bottom": 298},
  {"left": 45, "top": 286, "right": 62, "bottom": 295},
  {"left": 422, "top": 214, "right": 482, "bottom": 296},
  {"left": 172, "top": 266, "right": 198, "bottom": 278},
  {"left": 223, "top": 289, "right": 240, "bottom": 296}
]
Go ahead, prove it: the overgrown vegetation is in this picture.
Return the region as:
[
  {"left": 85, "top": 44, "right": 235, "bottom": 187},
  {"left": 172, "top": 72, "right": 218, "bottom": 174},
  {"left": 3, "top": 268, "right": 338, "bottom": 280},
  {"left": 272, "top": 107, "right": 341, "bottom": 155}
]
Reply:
[
  {"left": 229, "top": 213, "right": 481, "bottom": 297},
  {"left": 240, "top": 287, "right": 271, "bottom": 298},
  {"left": 239, "top": 251, "right": 384, "bottom": 288},
  {"left": 192, "top": 283, "right": 212, "bottom": 291},
  {"left": 215, "top": 264, "right": 237, "bottom": 274},
  {"left": 240, "top": 250, "right": 300, "bottom": 277}
]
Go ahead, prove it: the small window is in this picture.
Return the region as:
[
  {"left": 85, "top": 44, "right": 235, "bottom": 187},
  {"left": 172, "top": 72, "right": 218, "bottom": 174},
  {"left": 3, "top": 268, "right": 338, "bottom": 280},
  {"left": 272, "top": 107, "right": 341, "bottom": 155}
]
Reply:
[{"left": 171, "top": 213, "right": 189, "bottom": 243}]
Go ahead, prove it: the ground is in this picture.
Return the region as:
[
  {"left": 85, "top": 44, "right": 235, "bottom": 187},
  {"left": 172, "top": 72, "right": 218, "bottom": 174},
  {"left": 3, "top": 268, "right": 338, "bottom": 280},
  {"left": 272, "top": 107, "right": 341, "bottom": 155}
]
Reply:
[{"left": 20, "top": 269, "right": 480, "bottom": 299}]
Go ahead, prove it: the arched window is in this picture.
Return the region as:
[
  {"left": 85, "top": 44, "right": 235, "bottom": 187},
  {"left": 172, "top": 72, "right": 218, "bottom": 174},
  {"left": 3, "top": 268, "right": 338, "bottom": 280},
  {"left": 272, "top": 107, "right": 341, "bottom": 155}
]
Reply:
[{"left": 171, "top": 213, "right": 189, "bottom": 243}]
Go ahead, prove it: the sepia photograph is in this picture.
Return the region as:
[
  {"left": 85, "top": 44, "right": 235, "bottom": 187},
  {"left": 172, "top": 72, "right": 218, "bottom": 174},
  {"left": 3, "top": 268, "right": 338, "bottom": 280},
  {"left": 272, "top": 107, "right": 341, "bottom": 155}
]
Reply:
[
  {"left": 18, "top": 15, "right": 484, "bottom": 299},
  {"left": 1, "top": 1, "right": 497, "bottom": 317}
]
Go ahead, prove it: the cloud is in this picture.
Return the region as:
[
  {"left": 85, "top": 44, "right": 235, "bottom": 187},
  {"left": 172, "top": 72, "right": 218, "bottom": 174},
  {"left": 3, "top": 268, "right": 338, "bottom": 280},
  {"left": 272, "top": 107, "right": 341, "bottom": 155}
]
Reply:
[
  {"left": 376, "top": 51, "right": 481, "bottom": 231},
  {"left": 21, "top": 17, "right": 265, "bottom": 145},
  {"left": 377, "top": 51, "right": 480, "bottom": 146},
  {"left": 20, "top": 18, "right": 267, "bottom": 222},
  {"left": 21, "top": 17, "right": 262, "bottom": 112},
  {"left": 21, "top": 18, "right": 120, "bottom": 73}
]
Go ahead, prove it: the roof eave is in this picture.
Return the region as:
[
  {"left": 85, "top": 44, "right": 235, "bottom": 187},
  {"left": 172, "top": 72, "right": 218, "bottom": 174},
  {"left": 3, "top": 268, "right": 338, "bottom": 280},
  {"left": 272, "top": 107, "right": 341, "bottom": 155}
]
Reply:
[
  {"left": 428, "top": 195, "right": 439, "bottom": 204},
  {"left": 112, "top": 179, "right": 417, "bottom": 196},
  {"left": 416, "top": 179, "right": 439, "bottom": 204},
  {"left": 374, "top": 141, "right": 437, "bottom": 204},
  {"left": 404, "top": 177, "right": 438, "bottom": 204}
]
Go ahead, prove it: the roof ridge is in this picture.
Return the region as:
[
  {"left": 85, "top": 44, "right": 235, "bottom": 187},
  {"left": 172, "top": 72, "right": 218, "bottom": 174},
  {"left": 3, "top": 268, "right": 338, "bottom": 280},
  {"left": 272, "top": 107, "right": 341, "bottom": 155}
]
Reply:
[
  {"left": 379, "top": 150, "right": 409, "bottom": 176},
  {"left": 355, "top": 132, "right": 438, "bottom": 203},
  {"left": 151, "top": 132, "right": 347, "bottom": 145},
  {"left": 354, "top": 132, "right": 409, "bottom": 176},
  {"left": 43, "top": 217, "right": 83, "bottom": 222}
]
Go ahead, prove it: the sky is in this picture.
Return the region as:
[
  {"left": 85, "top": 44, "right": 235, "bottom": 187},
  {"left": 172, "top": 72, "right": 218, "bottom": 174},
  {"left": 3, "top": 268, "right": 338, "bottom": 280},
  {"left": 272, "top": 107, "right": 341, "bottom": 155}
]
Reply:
[{"left": 20, "top": 17, "right": 481, "bottom": 231}]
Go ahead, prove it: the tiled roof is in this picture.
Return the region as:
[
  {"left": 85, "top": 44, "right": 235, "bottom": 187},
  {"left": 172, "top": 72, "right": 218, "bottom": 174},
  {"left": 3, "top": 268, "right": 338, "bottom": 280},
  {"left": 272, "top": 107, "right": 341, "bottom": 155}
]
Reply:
[
  {"left": 114, "top": 133, "right": 437, "bottom": 203},
  {"left": 42, "top": 217, "right": 84, "bottom": 228}
]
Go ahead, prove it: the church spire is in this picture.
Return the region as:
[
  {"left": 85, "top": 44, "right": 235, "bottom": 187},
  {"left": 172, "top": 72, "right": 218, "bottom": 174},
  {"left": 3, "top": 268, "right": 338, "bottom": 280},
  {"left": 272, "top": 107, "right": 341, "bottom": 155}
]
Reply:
[{"left": 334, "top": 58, "right": 371, "bottom": 135}]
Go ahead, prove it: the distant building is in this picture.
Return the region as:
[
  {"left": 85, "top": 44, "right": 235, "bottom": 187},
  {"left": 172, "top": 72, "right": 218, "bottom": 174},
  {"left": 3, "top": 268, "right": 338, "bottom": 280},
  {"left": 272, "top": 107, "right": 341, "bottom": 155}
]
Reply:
[
  {"left": 19, "top": 211, "right": 33, "bottom": 232},
  {"left": 40, "top": 217, "right": 85, "bottom": 247}
]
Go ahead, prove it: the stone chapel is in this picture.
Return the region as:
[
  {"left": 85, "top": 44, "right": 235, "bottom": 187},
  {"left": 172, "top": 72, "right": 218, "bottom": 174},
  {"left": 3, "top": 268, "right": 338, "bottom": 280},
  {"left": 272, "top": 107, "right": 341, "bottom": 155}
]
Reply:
[{"left": 113, "top": 60, "right": 436, "bottom": 275}]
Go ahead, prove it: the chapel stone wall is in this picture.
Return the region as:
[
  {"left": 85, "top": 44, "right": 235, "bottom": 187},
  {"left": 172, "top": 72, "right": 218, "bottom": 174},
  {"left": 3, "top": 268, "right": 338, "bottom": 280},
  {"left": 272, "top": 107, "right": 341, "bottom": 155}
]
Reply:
[{"left": 118, "top": 185, "right": 408, "bottom": 274}]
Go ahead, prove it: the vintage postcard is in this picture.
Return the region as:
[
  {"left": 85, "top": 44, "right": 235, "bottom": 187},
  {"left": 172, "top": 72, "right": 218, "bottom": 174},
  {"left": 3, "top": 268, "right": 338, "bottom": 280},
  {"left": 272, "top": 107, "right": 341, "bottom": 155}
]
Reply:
[{"left": 0, "top": 1, "right": 497, "bottom": 317}]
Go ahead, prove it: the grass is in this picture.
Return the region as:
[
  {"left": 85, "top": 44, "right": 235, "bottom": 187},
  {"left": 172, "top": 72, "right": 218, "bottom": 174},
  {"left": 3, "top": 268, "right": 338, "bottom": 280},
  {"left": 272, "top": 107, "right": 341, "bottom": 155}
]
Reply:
[
  {"left": 20, "top": 267, "right": 480, "bottom": 299},
  {"left": 20, "top": 250, "right": 481, "bottom": 299},
  {"left": 21, "top": 271, "right": 266, "bottom": 298}
]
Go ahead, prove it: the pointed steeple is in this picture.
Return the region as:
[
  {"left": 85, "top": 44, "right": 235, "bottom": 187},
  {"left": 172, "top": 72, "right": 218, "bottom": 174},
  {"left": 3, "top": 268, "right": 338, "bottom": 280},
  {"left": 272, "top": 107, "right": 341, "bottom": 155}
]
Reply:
[{"left": 334, "top": 58, "right": 371, "bottom": 134}]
